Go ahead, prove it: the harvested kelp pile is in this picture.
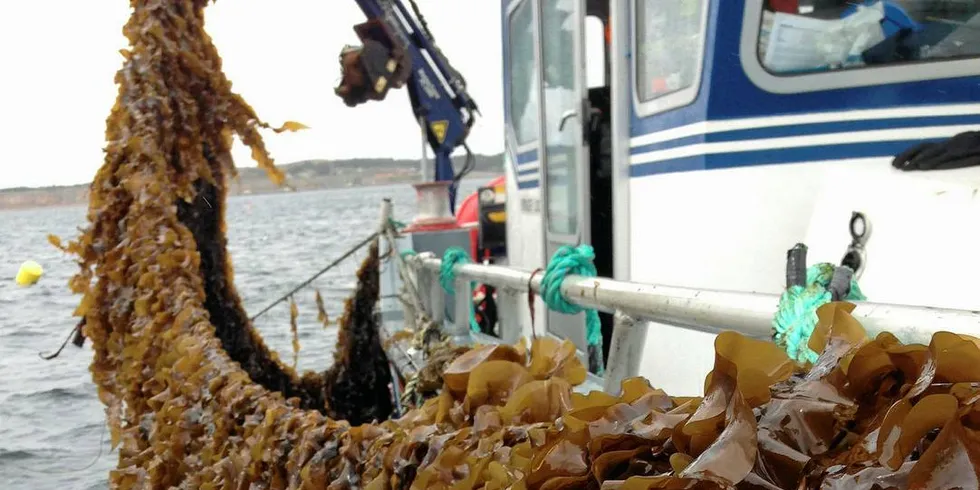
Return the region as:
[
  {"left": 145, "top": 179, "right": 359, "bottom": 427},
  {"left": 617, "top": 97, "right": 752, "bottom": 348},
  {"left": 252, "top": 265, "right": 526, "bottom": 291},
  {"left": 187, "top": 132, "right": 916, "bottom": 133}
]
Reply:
[
  {"left": 337, "top": 305, "right": 980, "bottom": 489},
  {"left": 60, "top": 0, "right": 980, "bottom": 488}
]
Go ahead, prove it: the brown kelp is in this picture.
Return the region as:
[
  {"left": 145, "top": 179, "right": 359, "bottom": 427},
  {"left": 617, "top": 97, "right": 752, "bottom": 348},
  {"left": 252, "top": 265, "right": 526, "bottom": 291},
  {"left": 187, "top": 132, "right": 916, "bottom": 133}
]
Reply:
[
  {"left": 59, "top": 0, "right": 980, "bottom": 487},
  {"left": 322, "top": 240, "right": 394, "bottom": 426}
]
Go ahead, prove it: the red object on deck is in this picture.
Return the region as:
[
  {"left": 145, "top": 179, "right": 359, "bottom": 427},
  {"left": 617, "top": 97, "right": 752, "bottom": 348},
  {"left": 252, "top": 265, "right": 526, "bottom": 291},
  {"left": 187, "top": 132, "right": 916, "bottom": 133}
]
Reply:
[
  {"left": 403, "top": 220, "right": 461, "bottom": 233},
  {"left": 769, "top": 0, "right": 798, "bottom": 13},
  {"left": 457, "top": 176, "right": 505, "bottom": 260}
]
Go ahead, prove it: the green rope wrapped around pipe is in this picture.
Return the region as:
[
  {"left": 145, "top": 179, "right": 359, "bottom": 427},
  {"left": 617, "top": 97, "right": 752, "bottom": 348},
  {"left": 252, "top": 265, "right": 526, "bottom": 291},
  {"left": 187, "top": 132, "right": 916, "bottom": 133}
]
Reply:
[
  {"left": 439, "top": 247, "right": 481, "bottom": 333},
  {"left": 540, "top": 244, "right": 604, "bottom": 375},
  {"left": 388, "top": 217, "right": 408, "bottom": 231},
  {"left": 772, "top": 262, "right": 866, "bottom": 364}
]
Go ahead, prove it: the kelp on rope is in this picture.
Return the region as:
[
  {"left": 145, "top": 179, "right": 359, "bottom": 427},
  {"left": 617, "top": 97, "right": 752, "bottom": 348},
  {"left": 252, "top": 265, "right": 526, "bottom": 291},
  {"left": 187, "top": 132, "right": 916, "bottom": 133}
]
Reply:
[{"left": 54, "top": 1, "right": 980, "bottom": 488}]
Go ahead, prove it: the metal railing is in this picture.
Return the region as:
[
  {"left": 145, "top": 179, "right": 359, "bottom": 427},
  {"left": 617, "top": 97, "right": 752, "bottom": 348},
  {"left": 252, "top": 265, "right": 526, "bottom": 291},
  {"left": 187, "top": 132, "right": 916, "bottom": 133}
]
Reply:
[{"left": 401, "top": 252, "right": 980, "bottom": 393}]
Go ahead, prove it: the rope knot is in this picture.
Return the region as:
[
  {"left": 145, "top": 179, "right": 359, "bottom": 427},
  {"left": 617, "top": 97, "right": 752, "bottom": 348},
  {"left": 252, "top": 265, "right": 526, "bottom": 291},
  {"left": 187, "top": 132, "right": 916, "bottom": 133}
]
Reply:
[
  {"left": 541, "top": 244, "right": 604, "bottom": 374},
  {"left": 439, "top": 247, "right": 470, "bottom": 293},
  {"left": 773, "top": 262, "right": 866, "bottom": 364},
  {"left": 439, "top": 247, "right": 480, "bottom": 333},
  {"left": 540, "top": 245, "right": 597, "bottom": 315}
]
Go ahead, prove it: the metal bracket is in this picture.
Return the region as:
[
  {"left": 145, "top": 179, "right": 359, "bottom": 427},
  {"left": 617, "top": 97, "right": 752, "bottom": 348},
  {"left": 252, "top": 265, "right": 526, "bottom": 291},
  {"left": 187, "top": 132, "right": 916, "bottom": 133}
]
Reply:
[
  {"left": 602, "top": 311, "right": 649, "bottom": 395},
  {"left": 841, "top": 211, "right": 871, "bottom": 278},
  {"left": 494, "top": 286, "right": 524, "bottom": 344},
  {"left": 451, "top": 276, "right": 473, "bottom": 343}
]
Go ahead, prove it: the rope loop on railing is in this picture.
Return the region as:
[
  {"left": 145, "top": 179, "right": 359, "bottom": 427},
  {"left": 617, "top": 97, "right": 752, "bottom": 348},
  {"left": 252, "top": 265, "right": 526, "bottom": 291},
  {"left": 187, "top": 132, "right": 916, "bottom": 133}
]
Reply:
[
  {"left": 540, "top": 244, "right": 604, "bottom": 375},
  {"left": 439, "top": 247, "right": 480, "bottom": 333},
  {"left": 773, "top": 260, "right": 866, "bottom": 364}
]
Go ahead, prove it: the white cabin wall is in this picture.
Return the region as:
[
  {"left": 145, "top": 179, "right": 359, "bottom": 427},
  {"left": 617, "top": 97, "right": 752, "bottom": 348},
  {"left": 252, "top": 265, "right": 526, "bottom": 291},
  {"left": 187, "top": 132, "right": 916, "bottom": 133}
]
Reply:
[
  {"left": 504, "top": 157, "right": 546, "bottom": 342},
  {"left": 626, "top": 163, "right": 823, "bottom": 395},
  {"left": 803, "top": 159, "right": 980, "bottom": 311},
  {"left": 629, "top": 164, "right": 823, "bottom": 293},
  {"left": 628, "top": 158, "right": 980, "bottom": 396}
]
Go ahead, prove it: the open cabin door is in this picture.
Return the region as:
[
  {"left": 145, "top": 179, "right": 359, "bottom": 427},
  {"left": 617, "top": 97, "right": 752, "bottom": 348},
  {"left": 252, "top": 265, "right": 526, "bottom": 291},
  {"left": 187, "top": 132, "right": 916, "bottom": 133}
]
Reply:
[{"left": 539, "top": 0, "right": 593, "bottom": 367}]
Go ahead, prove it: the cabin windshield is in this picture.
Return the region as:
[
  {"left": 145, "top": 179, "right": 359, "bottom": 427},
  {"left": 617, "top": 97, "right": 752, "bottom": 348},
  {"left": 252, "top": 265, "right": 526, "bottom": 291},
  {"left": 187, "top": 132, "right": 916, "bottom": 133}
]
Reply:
[
  {"left": 758, "top": 0, "right": 980, "bottom": 75},
  {"left": 540, "top": 0, "right": 580, "bottom": 236},
  {"left": 635, "top": 0, "right": 706, "bottom": 102},
  {"left": 509, "top": 0, "right": 538, "bottom": 145}
]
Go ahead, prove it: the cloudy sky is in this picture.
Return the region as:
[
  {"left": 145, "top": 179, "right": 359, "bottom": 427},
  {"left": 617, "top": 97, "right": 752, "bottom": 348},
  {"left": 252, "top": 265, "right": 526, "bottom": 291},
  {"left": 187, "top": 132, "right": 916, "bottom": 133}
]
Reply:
[{"left": 0, "top": 1, "right": 503, "bottom": 189}]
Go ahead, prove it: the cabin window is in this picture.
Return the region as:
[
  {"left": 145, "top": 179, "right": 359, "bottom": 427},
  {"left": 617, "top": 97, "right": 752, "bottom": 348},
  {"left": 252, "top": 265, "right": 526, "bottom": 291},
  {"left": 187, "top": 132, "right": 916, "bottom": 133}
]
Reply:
[
  {"left": 749, "top": 0, "right": 980, "bottom": 87},
  {"left": 541, "top": 0, "right": 580, "bottom": 236},
  {"left": 508, "top": 0, "right": 539, "bottom": 145},
  {"left": 758, "top": 1, "right": 980, "bottom": 75},
  {"left": 633, "top": 0, "right": 710, "bottom": 115}
]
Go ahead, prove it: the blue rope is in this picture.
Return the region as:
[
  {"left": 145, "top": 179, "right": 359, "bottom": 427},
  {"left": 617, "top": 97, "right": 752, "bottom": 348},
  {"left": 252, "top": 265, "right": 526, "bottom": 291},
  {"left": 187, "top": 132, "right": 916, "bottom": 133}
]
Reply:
[
  {"left": 439, "top": 247, "right": 480, "bottom": 333},
  {"left": 772, "top": 263, "right": 866, "bottom": 364},
  {"left": 540, "top": 244, "right": 604, "bottom": 375}
]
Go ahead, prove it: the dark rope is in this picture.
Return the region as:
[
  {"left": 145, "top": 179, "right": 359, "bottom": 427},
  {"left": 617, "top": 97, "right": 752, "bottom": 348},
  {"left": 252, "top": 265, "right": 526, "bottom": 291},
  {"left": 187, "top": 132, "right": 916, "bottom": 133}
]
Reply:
[
  {"left": 6, "top": 418, "right": 107, "bottom": 475},
  {"left": 248, "top": 231, "right": 380, "bottom": 322},
  {"left": 527, "top": 267, "right": 543, "bottom": 341},
  {"left": 38, "top": 320, "right": 84, "bottom": 360}
]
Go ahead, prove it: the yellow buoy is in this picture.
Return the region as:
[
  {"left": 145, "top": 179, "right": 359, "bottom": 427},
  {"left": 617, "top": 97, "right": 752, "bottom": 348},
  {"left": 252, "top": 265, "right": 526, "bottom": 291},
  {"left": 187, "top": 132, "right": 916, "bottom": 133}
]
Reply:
[{"left": 15, "top": 260, "right": 43, "bottom": 287}]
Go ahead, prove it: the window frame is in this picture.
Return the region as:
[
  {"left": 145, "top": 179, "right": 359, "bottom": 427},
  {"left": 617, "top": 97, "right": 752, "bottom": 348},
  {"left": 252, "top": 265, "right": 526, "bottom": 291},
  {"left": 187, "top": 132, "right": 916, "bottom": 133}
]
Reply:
[
  {"left": 539, "top": 0, "right": 586, "bottom": 240},
  {"left": 739, "top": 0, "right": 980, "bottom": 95},
  {"left": 506, "top": 0, "right": 540, "bottom": 146},
  {"left": 631, "top": 0, "right": 712, "bottom": 118}
]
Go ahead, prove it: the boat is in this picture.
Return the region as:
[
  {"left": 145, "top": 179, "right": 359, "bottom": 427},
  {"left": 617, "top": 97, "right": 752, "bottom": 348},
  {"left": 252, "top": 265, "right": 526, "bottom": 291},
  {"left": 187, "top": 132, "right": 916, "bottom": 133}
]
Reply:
[{"left": 381, "top": 0, "right": 980, "bottom": 398}]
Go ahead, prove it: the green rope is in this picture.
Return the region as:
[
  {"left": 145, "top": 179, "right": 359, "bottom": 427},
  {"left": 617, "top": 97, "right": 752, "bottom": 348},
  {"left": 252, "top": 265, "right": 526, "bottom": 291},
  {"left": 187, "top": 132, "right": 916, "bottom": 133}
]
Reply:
[
  {"left": 388, "top": 217, "right": 408, "bottom": 231},
  {"left": 400, "top": 249, "right": 417, "bottom": 259},
  {"left": 772, "top": 263, "right": 866, "bottom": 364},
  {"left": 439, "top": 247, "right": 480, "bottom": 333},
  {"left": 540, "top": 244, "right": 604, "bottom": 375}
]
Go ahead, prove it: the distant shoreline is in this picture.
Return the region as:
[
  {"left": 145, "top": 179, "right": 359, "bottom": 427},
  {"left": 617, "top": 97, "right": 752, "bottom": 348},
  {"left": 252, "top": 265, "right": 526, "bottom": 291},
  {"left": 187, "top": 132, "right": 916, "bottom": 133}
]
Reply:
[{"left": 0, "top": 155, "right": 503, "bottom": 211}]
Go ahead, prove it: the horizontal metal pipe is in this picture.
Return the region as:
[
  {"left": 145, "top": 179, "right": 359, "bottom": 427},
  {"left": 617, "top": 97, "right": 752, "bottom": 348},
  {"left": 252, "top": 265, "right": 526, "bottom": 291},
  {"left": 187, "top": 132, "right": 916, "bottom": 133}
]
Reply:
[{"left": 414, "top": 255, "right": 980, "bottom": 343}]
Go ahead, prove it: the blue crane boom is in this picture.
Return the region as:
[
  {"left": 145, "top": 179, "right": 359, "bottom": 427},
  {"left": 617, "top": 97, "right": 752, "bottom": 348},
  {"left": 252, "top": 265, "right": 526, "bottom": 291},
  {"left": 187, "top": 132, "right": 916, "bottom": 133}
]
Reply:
[{"left": 334, "top": 0, "right": 480, "bottom": 213}]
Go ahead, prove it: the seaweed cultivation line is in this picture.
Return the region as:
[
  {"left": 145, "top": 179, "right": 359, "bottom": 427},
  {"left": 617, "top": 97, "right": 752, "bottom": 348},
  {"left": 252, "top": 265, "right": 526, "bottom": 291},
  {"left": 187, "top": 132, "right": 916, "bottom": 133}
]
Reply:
[
  {"left": 2, "top": 421, "right": 109, "bottom": 477},
  {"left": 248, "top": 231, "right": 380, "bottom": 322},
  {"left": 52, "top": 0, "right": 980, "bottom": 488}
]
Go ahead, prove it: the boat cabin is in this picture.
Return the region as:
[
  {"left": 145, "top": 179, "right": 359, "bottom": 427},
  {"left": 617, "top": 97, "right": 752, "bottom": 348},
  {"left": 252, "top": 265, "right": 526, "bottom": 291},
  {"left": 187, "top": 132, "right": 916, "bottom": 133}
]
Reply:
[{"left": 498, "top": 0, "right": 980, "bottom": 394}]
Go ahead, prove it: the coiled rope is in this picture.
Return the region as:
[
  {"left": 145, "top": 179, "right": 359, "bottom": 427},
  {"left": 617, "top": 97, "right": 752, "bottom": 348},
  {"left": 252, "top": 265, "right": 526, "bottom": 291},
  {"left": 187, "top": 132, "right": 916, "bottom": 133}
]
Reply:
[
  {"left": 540, "top": 244, "right": 604, "bottom": 375},
  {"left": 773, "top": 261, "right": 866, "bottom": 364},
  {"left": 439, "top": 247, "right": 481, "bottom": 333}
]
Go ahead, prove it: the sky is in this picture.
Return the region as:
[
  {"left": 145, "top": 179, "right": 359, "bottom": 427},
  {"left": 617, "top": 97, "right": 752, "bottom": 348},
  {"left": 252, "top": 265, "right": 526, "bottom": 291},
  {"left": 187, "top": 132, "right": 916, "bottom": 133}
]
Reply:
[{"left": 0, "top": 1, "right": 504, "bottom": 189}]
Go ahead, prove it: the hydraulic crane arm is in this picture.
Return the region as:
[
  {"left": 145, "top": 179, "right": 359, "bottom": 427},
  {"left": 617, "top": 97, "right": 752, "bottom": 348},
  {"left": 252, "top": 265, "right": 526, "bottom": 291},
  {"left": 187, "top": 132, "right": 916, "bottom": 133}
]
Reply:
[{"left": 334, "top": 0, "right": 480, "bottom": 213}]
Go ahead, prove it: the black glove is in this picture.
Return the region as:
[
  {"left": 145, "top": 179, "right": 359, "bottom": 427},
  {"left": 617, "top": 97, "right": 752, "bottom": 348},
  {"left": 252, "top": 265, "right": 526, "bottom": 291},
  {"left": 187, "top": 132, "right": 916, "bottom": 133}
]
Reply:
[{"left": 892, "top": 131, "right": 980, "bottom": 171}]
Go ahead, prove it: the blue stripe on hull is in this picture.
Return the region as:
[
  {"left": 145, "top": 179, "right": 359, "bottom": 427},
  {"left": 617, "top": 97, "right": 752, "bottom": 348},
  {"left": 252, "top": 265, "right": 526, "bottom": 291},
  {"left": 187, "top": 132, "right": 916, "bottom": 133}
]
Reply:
[
  {"left": 629, "top": 138, "right": 941, "bottom": 178},
  {"left": 629, "top": 115, "right": 980, "bottom": 155},
  {"left": 512, "top": 149, "right": 540, "bottom": 189},
  {"left": 517, "top": 151, "right": 538, "bottom": 164}
]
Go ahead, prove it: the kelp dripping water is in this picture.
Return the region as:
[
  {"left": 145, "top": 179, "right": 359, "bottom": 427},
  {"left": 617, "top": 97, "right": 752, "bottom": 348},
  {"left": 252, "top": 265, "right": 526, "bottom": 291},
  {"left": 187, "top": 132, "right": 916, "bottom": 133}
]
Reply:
[{"left": 62, "top": 0, "right": 980, "bottom": 488}]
